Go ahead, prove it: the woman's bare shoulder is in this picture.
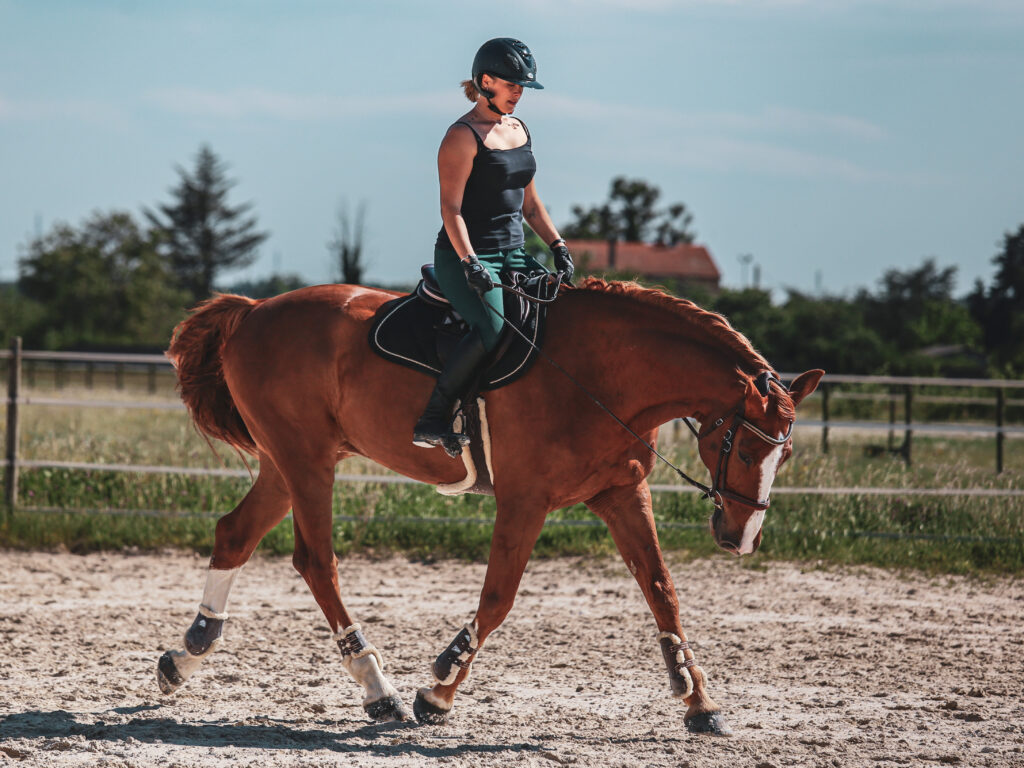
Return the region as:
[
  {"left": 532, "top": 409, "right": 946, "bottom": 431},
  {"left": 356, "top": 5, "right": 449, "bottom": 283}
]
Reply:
[{"left": 439, "top": 120, "right": 479, "bottom": 153}]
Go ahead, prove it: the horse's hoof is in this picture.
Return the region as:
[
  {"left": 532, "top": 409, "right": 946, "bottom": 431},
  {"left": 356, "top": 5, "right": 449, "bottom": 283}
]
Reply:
[
  {"left": 685, "top": 711, "right": 733, "bottom": 736},
  {"left": 365, "top": 694, "right": 412, "bottom": 723},
  {"left": 413, "top": 688, "right": 451, "bottom": 725},
  {"left": 157, "top": 651, "right": 184, "bottom": 694}
]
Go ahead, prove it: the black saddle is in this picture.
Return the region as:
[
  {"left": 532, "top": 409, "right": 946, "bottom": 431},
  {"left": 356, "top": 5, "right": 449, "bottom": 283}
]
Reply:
[{"left": 368, "top": 265, "right": 557, "bottom": 390}]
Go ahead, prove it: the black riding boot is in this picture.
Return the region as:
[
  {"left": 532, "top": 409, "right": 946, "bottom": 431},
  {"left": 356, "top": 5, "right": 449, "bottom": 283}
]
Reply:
[{"left": 413, "top": 330, "right": 489, "bottom": 448}]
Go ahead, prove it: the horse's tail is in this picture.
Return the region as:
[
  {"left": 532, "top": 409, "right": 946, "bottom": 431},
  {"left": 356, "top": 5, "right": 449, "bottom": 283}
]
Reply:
[{"left": 166, "top": 294, "right": 259, "bottom": 454}]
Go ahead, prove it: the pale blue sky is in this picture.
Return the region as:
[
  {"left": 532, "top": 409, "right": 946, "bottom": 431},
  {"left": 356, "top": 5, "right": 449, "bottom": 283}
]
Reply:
[{"left": 2, "top": 0, "right": 1022, "bottom": 296}]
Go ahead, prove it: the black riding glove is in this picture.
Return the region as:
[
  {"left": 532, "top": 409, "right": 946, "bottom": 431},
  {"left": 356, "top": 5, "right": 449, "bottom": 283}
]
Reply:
[
  {"left": 462, "top": 255, "right": 494, "bottom": 295},
  {"left": 550, "top": 239, "right": 574, "bottom": 282}
]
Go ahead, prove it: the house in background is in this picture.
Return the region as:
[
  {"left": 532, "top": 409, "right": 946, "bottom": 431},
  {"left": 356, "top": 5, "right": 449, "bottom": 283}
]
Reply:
[{"left": 564, "top": 239, "right": 721, "bottom": 291}]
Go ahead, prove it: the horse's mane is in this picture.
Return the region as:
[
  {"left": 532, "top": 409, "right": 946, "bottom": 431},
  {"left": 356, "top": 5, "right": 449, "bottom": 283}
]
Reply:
[
  {"left": 573, "top": 278, "right": 771, "bottom": 371},
  {"left": 572, "top": 278, "right": 794, "bottom": 420}
]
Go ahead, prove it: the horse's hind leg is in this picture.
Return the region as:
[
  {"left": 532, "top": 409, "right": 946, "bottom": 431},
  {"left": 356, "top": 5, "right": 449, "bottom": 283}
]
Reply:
[
  {"left": 157, "top": 453, "right": 291, "bottom": 695},
  {"left": 586, "top": 481, "right": 732, "bottom": 736},
  {"left": 283, "top": 458, "right": 410, "bottom": 723}
]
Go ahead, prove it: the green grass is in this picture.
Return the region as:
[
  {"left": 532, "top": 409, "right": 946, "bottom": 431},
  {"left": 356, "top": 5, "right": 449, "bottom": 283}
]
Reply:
[{"left": 1, "top": 384, "right": 1022, "bottom": 573}]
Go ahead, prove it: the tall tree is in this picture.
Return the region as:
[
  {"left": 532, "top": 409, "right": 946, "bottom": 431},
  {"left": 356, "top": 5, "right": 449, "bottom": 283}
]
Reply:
[
  {"left": 146, "top": 145, "right": 269, "bottom": 302},
  {"left": 856, "top": 258, "right": 980, "bottom": 362},
  {"left": 562, "top": 177, "right": 696, "bottom": 245},
  {"left": 17, "top": 211, "right": 189, "bottom": 348},
  {"left": 327, "top": 201, "right": 367, "bottom": 285},
  {"left": 968, "top": 224, "right": 1024, "bottom": 372}
]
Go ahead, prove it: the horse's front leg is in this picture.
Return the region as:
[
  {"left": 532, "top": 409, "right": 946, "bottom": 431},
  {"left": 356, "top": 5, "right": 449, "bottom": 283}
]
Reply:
[
  {"left": 414, "top": 500, "right": 547, "bottom": 724},
  {"left": 286, "top": 463, "right": 410, "bottom": 723},
  {"left": 587, "top": 481, "right": 732, "bottom": 736},
  {"left": 158, "top": 456, "right": 291, "bottom": 694}
]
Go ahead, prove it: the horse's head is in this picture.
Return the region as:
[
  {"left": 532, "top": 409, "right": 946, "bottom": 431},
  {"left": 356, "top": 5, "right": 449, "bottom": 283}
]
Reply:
[{"left": 697, "top": 369, "right": 823, "bottom": 555}]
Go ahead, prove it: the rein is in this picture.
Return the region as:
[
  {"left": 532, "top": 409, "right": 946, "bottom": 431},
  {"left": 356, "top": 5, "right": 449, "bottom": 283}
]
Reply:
[
  {"left": 483, "top": 280, "right": 792, "bottom": 510},
  {"left": 497, "top": 271, "right": 568, "bottom": 303}
]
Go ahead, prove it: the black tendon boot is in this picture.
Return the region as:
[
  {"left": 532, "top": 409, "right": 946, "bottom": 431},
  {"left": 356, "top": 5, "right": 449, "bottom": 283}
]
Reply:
[{"left": 413, "top": 330, "right": 489, "bottom": 449}]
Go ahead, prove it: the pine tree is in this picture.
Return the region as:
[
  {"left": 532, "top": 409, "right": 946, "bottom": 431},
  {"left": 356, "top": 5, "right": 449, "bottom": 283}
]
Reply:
[{"left": 146, "top": 145, "right": 269, "bottom": 302}]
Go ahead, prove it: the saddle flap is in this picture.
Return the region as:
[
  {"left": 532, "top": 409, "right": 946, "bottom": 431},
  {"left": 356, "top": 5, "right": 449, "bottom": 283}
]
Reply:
[{"left": 368, "top": 272, "right": 553, "bottom": 391}]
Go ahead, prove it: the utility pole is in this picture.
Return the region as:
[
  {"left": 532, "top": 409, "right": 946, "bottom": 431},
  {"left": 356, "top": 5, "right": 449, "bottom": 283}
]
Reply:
[{"left": 738, "top": 253, "right": 753, "bottom": 289}]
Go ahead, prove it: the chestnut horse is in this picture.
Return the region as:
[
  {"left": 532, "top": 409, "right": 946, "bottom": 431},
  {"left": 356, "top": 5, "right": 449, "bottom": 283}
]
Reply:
[{"left": 157, "top": 277, "right": 822, "bottom": 735}]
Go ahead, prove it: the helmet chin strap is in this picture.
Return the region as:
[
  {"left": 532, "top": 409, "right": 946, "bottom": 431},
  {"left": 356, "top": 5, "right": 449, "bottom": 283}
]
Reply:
[{"left": 476, "top": 76, "right": 509, "bottom": 118}]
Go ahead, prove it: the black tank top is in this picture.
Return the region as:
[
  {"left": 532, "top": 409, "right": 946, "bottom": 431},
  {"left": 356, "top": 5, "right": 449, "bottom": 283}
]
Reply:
[{"left": 435, "top": 119, "right": 537, "bottom": 253}]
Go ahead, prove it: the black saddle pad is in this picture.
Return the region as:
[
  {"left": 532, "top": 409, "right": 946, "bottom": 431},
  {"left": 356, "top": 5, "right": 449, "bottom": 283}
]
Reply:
[{"left": 368, "top": 272, "right": 553, "bottom": 390}]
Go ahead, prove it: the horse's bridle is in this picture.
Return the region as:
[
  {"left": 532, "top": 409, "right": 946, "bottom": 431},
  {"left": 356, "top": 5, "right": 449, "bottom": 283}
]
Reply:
[{"left": 682, "top": 403, "right": 794, "bottom": 511}]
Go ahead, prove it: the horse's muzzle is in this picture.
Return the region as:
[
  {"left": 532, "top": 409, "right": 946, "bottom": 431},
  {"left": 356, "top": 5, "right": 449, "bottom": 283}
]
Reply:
[{"left": 709, "top": 509, "right": 742, "bottom": 556}]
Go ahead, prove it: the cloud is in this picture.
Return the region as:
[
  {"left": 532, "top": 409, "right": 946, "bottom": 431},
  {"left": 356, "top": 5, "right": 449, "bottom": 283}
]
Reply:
[
  {"left": 531, "top": 0, "right": 1024, "bottom": 8},
  {"left": 544, "top": 95, "right": 886, "bottom": 141},
  {"left": 144, "top": 87, "right": 454, "bottom": 121},
  {"left": 0, "top": 94, "right": 125, "bottom": 124},
  {"left": 541, "top": 95, "right": 942, "bottom": 184}
]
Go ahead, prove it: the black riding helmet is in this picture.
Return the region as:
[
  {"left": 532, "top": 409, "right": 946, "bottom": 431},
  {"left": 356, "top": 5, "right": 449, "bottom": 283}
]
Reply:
[{"left": 472, "top": 38, "right": 544, "bottom": 98}]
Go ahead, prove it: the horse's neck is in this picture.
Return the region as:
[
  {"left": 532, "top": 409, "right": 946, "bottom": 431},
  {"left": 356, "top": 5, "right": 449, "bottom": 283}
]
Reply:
[{"left": 564, "top": 297, "right": 748, "bottom": 429}]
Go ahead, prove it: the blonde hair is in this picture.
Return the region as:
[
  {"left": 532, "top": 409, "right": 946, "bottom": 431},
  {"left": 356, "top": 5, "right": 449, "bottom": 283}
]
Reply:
[{"left": 461, "top": 78, "right": 481, "bottom": 102}]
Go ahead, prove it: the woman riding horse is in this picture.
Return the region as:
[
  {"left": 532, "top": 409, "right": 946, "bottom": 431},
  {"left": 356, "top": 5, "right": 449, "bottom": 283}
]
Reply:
[
  {"left": 156, "top": 36, "right": 824, "bottom": 736},
  {"left": 413, "top": 37, "right": 575, "bottom": 449}
]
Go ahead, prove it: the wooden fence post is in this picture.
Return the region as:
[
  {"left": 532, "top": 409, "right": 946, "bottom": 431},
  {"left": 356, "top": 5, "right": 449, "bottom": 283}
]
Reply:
[
  {"left": 902, "top": 385, "right": 913, "bottom": 466},
  {"left": 888, "top": 390, "right": 896, "bottom": 452},
  {"left": 821, "top": 382, "right": 830, "bottom": 454},
  {"left": 4, "top": 338, "right": 21, "bottom": 515},
  {"left": 996, "top": 388, "right": 1005, "bottom": 474}
]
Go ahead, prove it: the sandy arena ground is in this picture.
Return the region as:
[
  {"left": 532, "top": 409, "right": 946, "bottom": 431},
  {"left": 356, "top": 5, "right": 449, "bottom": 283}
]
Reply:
[{"left": 0, "top": 549, "right": 1022, "bottom": 767}]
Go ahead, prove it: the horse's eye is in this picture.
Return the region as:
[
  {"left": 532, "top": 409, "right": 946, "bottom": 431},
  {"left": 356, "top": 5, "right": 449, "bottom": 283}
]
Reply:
[{"left": 738, "top": 451, "right": 754, "bottom": 466}]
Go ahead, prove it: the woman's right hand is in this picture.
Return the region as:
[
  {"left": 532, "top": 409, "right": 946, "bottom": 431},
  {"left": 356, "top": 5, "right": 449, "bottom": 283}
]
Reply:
[{"left": 462, "top": 255, "right": 494, "bottom": 295}]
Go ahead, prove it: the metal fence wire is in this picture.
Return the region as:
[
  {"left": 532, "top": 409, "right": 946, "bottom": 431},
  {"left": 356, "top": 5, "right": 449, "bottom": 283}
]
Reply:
[{"left": 3, "top": 342, "right": 1023, "bottom": 518}]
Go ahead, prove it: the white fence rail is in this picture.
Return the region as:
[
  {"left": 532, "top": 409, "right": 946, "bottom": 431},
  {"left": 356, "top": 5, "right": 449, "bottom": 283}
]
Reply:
[{"left": 3, "top": 341, "right": 1022, "bottom": 512}]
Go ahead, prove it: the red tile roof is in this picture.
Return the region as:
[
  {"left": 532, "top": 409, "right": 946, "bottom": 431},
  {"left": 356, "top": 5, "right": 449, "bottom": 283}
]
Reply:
[{"left": 564, "top": 240, "right": 721, "bottom": 283}]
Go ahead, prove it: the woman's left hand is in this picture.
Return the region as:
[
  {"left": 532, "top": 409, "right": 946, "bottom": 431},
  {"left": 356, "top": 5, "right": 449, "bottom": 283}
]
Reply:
[{"left": 551, "top": 240, "right": 574, "bottom": 282}]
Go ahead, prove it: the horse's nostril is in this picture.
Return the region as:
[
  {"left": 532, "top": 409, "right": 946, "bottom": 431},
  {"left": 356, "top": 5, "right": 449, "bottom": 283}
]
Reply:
[{"left": 716, "top": 536, "right": 741, "bottom": 556}]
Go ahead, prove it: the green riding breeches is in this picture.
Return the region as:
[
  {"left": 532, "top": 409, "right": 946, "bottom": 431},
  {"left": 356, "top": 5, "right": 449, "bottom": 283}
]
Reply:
[{"left": 432, "top": 246, "right": 547, "bottom": 352}]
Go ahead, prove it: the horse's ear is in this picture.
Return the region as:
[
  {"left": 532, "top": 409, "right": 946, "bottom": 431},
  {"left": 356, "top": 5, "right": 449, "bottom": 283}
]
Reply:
[
  {"left": 787, "top": 369, "right": 825, "bottom": 406},
  {"left": 753, "top": 371, "right": 772, "bottom": 397},
  {"left": 744, "top": 373, "right": 771, "bottom": 416}
]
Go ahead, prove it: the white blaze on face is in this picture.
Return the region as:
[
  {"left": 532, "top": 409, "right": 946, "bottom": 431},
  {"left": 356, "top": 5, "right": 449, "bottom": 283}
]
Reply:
[{"left": 738, "top": 438, "right": 787, "bottom": 555}]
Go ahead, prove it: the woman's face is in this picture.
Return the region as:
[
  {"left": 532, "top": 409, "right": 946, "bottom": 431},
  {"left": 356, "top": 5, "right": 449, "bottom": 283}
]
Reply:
[{"left": 481, "top": 75, "right": 524, "bottom": 114}]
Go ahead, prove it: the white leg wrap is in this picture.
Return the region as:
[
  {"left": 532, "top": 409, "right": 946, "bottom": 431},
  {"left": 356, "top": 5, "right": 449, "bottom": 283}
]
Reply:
[
  {"left": 658, "top": 631, "right": 697, "bottom": 698},
  {"left": 335, "top": 624, "right": 398, "bottom": 706},
  {"left": 200, "top": 566, "right": 242, "bottom": 617}
]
